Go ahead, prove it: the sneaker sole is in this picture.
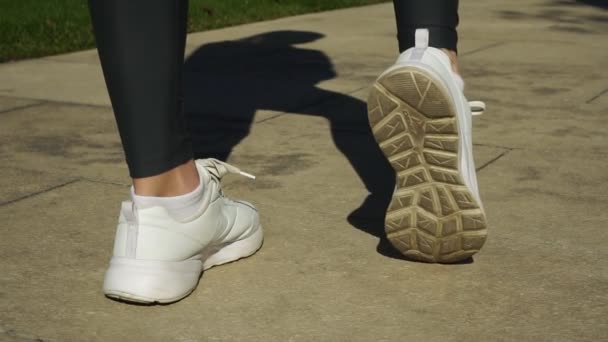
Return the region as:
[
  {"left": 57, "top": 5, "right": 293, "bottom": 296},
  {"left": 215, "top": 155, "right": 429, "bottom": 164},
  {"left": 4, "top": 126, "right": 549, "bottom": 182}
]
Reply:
[
  {"left": 103, "top": 226, "right": 263, "bottom": 304},
  {"left": 367, "top": 66, "right": 487, "bottom": 263}
]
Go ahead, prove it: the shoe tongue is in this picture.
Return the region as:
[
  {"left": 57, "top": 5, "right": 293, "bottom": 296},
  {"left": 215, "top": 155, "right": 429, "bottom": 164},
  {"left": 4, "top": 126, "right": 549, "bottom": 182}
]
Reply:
[
  {"left": 195, "top": 160, "right": 215, "bottom": 184},
  {"left": 197, "top": 159, "right": 234, "bottom": 180}
]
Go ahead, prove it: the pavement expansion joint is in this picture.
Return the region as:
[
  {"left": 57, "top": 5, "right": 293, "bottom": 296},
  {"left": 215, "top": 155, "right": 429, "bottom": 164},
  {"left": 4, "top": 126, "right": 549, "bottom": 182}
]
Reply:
[
  {"left": 0, "top": 179, "right": 80, "bottom": 207},
  {"left": 0, "top": 101, "right": 46, "bottom": 115}
]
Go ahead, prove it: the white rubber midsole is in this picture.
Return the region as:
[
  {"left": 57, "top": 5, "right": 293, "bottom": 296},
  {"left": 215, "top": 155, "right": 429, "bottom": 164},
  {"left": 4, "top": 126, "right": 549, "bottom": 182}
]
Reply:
[{"left": 103, "top": 226, "right": 263, "bottom": 303}]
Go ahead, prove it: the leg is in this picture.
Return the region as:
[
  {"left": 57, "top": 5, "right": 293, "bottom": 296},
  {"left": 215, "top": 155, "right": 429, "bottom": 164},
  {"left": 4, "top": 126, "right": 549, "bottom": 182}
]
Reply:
[
  {"left": 88, "top": 0, "right": 198, "bottom": 196},
  {"left": 393, "top": 0, "right": 460, "bottom": 73},
  {"left": 89, "top": 0, "right": 263, "bottom": 303}
]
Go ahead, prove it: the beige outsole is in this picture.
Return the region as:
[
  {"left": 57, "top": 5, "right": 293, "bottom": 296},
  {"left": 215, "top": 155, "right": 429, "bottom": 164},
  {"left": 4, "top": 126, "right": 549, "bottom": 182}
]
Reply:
[{"left": 367, "top": 67, "right": 487, "bottom": 263}]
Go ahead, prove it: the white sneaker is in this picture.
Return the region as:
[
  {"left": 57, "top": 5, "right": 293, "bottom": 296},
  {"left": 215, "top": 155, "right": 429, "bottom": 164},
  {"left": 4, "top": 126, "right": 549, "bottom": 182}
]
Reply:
[
  {"left": 367, "top": 29, "right": 487, "bottom": 263},
  {"left": 103, "top": 159, "right": 263, "bottom": 303}
]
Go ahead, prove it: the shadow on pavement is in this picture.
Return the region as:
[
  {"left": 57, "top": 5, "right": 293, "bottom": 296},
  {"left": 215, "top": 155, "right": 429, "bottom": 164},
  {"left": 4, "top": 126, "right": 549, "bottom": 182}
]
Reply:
[
  {"left": 497, "top": 0, "right": 608, "bottom": 33},
  {"left": 550, "top": 0, "right": 608, "bottom": 9},
  {"left": 574, "top": 0, "right": 608, "bottom": 9},
  {"left": 183, "top": 30, "right": 404, "bottom": 259}
]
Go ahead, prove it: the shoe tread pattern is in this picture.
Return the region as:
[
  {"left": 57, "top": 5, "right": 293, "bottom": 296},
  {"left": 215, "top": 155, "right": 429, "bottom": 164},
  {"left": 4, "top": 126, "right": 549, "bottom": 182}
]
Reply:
[{"left": 367, "top": 68, "right": 487, "bottom": 263}]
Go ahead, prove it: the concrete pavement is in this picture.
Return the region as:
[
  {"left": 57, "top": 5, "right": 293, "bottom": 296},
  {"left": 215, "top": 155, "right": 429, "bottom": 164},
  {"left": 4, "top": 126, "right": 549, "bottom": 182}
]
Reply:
[{"left": 1, "top": 0, "right": 607, "bottom": 340}]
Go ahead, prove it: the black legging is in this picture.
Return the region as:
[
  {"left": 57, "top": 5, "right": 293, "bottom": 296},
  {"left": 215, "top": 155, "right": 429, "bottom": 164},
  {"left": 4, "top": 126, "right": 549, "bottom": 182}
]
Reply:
[
  {"left": 88, "top": 0, "right": 459, "bottom": 178},
  {"left": 393, "top": 0, "right": 459, "bottom": 53}
]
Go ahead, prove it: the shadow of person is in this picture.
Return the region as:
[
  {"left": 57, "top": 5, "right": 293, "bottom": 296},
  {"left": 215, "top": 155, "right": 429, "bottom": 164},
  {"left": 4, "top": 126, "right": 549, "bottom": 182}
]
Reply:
[
  {"left": 576, "top": 0, "right": 608, "bottom": 9},
  {"left": 183, "top": 30, "right": 403, "bottom": 258}
]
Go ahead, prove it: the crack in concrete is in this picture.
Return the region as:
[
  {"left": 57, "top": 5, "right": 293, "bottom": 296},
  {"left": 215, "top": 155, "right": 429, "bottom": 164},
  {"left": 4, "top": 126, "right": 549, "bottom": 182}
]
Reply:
[
  {"left": 0, "top": 101, "right": 46, "bottom": 115},
  {"left": 80, "top": 177, "right": 130, "bottom": 187},
  {"left": 257, "top": 84, "right": 368, "bottom": 125},
  {"left": 0, "top": 179, "right": 80, "bottom": 207},
  {"left": 0, "top": 326, "right": 49, "bottom": 342},
  {"left": 460, "top": 42, "right": 506, "bottom": 57},
  {"left": 0, "top": 177, "right": 131, "bottom": 207},
  {"left": 585, "top": 87, "right": 608, "bottom": 104},
  {"left": 0, "top": 95, "right": 111, "bottom": 110},
  {"left": 41, "top": 56, "right": 98, "bottom": 66},
  {"left": 473, "top": 142, "right": 518, "bottom": 150},
  {"left": 254, "top": 111, "right": 288, "bottom": 124},
  {"left": 476, "top": 150, "right": 510, "bottom": 172}
]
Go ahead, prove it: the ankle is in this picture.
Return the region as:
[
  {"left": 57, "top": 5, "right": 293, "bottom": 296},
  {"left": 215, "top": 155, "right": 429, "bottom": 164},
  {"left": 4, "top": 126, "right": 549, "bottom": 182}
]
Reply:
[
  {"left": 441, "top": 49, "right": 460, "bottom": 75},
  {"left": 133, "top": 160, "right": 200, "bottom": 197}
]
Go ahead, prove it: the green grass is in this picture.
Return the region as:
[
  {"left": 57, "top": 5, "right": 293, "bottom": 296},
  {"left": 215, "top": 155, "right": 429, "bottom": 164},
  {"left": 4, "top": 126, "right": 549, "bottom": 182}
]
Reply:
[{"left": 0, "top": 0, "right": 388, "bottom": 62}]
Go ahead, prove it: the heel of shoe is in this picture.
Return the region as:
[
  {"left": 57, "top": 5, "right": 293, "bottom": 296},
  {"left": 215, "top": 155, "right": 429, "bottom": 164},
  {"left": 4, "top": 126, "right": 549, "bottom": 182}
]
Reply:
[{"left": 103, "top": 257, "right": 204, "bottom": 304}]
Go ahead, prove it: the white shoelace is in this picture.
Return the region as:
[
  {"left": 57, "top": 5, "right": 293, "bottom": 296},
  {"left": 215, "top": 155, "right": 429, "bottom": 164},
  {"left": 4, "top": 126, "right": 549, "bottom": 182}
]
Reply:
[
  {"left": 199, "top": 158, "right": 256, "bottom": 180},
  {"left": 469, "top": 101, "right": 486, "bottom": 116}
]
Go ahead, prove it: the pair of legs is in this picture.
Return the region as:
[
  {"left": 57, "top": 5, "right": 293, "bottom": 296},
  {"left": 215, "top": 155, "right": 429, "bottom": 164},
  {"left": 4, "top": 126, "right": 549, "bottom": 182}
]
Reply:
[
  {"left": 87, "top": 0, "right": 461, "bottom": 195},
  {"left": 94, "top": 1, "right": 485, "bottom": 302}
]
